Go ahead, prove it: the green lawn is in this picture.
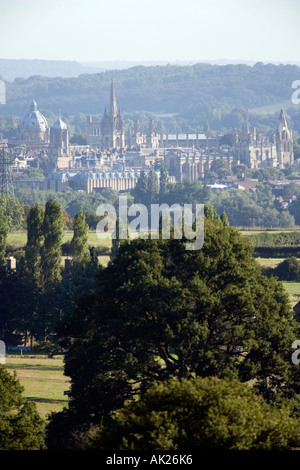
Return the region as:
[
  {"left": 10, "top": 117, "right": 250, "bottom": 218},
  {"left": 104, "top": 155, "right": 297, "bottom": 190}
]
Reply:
[
  {"left": 5, "top": 356, "right": 70, "bottom": 418},
  {"left": 7, "top": 231, "right": 112, "bottom": 249},
  {"left": 7, "top": 231, "right": 27, "bottom": 248},
  {"left": 282, "top": 282, "right": 300, "bottom": 306}
]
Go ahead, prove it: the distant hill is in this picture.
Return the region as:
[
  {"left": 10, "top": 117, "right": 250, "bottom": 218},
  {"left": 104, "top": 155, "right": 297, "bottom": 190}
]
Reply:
[
  {"left": 0, "top": 59, "right": 105, "bottom": 82},
  {"left": 1, "top": 62, "right": 300, "bottom": 133}
]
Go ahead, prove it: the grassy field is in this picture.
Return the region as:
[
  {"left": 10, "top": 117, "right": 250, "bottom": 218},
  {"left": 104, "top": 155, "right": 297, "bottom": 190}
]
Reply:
[
  {"left": 255, "top": 258, "right": 300, "bottom": 268},
  {"left": 240, "top": 230, "right": 300, "bottom": 235},
  {"left": 7, "top": 230, "right": 112, "bottom": 249},
  {"left": 282, "top": 282, "right": 300, "bottom": 306},
  {"left": 5, "top": 355, "right": 70, "bottom": 419}
]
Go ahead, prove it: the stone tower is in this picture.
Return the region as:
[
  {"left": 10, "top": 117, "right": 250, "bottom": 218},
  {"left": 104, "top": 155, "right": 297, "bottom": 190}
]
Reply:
[
  {"left": 48, "top": 112, "right": 72, "bottom": 171},
  {"left": 276, "top": 109, "right": 294, "bottom": 168},
  {"left": 146, "top": 119, "right": 159, "bottom": 149},
  {"left": 49, "top": 112, "right": 69, "bottom": 157},
  {"left": 100, "top": 81, "right": 125, "bottom": 151}
]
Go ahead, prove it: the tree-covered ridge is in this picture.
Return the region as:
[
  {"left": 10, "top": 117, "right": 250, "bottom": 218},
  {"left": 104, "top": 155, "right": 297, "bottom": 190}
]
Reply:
[{"left": 3, "top": 62, "right": 300, "bottom": 120}]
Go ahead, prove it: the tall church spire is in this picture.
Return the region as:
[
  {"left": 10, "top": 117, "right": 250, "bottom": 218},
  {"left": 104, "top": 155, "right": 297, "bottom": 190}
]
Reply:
[
  {"left": 108, "top": 80, "right": 118, "bottom": 117},
  {"left": 278, "top": 108, "right": 290, "bottom": 138}
]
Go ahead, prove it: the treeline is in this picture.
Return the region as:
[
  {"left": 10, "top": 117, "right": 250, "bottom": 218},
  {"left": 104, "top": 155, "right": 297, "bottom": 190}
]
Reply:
[
  {"left": 3, "top": 62, "right": 300, "bottom": 134},
  {"left": 246, "top": 231, "right": 300, "bottom": 247},
  {"left": 132, "top": 167, "right": 297, "bottom": 228},
  {"left": 9, "top": 173, "right": 299, "bottom": 230}
]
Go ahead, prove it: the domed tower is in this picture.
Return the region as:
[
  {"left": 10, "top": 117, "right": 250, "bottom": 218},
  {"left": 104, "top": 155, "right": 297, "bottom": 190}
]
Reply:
[
  {"left": 49, "top": 112, "right": 69, "bottom": 156},
  {"left": 48, "top": 112, "right": 72, "bottom": 171},
  {"left": 16, "top": 99, "right": 50, "bottom": 149},
  {"left": 100, "top": 81, "right": 125, "bottom": 151}
]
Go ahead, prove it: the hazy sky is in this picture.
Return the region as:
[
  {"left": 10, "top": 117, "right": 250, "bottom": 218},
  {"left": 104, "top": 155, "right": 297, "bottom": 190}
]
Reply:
[{"left": 0, "top": 0, "right": 300, "bottom": 63}]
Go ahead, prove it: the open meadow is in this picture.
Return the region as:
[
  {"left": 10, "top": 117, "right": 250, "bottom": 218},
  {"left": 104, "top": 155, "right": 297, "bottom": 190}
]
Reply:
[
  {"left": 4, "top": 355, "right": 70, "bottom": 419},
  {"left": 7, "top": 230, "right": 112, "bottom": 249}
]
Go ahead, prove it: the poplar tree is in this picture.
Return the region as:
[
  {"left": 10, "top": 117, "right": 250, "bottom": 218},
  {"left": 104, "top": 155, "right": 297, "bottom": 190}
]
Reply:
[
  {"left": 38, "top": 199, "right": 63, "bottom": 339},
  {"left": 41, "top": 198, "right": 63, "bottom": 286},
  {"left": 133, "top": 170, "right": 148, "bottom": 204},
  {"left": 70, "top": 210, "right": 90, "bottom": 265},
  {"left": 25, "top": 204, "right": 44, "bottom": 282},
  {"left": 220, "top": 210, "right": 230, "bottom": 226},
  {"left": 22, "top": 204, "right": 44, "bottom": 345}
]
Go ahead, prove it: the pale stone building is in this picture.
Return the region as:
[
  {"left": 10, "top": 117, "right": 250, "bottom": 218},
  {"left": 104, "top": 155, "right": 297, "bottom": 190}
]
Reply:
[
  {"left": 48, "top": 113, "right": 73, "bottom": 171},
  {"left": 232, "top": 109, "right": 294, "bottom": 169},
  {"left": 85, "top": 81, "right": 125, "bottom": 150},
  {"left": 15, "top": 99, "right": 50, "bottom": 151}
]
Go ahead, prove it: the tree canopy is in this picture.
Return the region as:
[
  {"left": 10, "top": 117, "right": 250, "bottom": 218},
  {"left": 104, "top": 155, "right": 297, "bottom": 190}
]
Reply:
[
  {"left": 0, "top": 365, "right": 44, "bottom": 450},
  {"left": 46, "top": 217, "right": 299, "bottom": 448},
  {"left": 84, "top": 377, "right": 300, "bottom": 450}
]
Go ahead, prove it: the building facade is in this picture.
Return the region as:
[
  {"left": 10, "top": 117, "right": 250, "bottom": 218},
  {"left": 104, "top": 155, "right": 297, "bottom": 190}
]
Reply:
[
  {"left": 85, "top": 81, "right": 125, "bottom": 150},
  {"left": 15, "top": 100, "right": 50, "bottom": 151},
  {"left": 232, "top": 110, "right": 294, "bottom": 169}
]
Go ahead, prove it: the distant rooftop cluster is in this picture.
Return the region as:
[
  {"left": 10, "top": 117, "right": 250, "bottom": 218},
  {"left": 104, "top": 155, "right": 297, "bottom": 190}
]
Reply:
[{"left": 6, "top": 81, "right": 298, "bottom": 194}]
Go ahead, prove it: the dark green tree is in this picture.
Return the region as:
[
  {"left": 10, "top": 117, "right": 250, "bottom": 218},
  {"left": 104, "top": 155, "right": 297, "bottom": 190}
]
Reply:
[
  {"left": 0, "top": 206, "right": 8, "bottom": 268},
  {"left": 41, "top": 198, "right": 63, "bottom": 285},
  {"left": 273, "top": 257, "right": 300, "bottom": 282},
  {"left": 0, "top": 194, "right": 24, "bottom": 230},
  {"left": 22, "top": 204, "right": 44, "bottom": 345},
  {"left": 132, "top": 170, "right": 148, "bottom": 205},
  {"left": 85, "top": 377, "right": 300, "bottom": 450},
  {"left": 220, "top": 210, "right": 229, "bottom": 226},
  {"left": 0, "top": 365, "right": 44, "bottom": 450},
  {"left": 46, "top": 219, "right": 298, "bottom": 447},
  {"left": 25, "top": 204, "right": 44, "bottom": 282},
  {"left": 289, "top": 197, "right": 300, "bottom": 226},
  {"left": 146, "top": 169, "right": 159, "bottom": 208},
  {"left": 39, "top": 198, "right": 64, "bottom": 338},
  {"left": 70, "top": 210, "right": 90, "bottom": 265}
]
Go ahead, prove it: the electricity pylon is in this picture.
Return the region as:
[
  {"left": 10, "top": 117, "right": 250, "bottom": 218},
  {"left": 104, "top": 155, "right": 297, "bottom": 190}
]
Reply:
[{"left": 0, "top": 145, "right": 14, "bottom": 197}]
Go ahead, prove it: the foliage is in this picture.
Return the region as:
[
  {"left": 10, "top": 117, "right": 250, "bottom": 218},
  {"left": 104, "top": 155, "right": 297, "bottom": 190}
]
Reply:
[
  {"left": 210, "top": 187, "right": 295, "bottom": 228},
  {"left": 15, "top": 167, "right": 45, "bottom": 180},
  {"left": 273, "top": 257, "right": 300, "bottom": 282},
  {"left": 46, "top": 219, "right": 298, "bottom": 447},
  {"left": 25, "top": 204, "right": 44, "bottom": 283},
  {"left": 41, "top": 198, "right": 63, "bottom": 285},
  {"left": 70, "top": 210, "right": 90, "bottom": 265},
  {"left": 0, "top": 365, "right": 44, "bottom": 450},
  {"left": 3, "top": 62, "right": 300, "bottom": 133},
  {"left": 289, "top": 197, "right": 300, "bottom": 226},
  {"left": 0, "top": 195, "right": 24, "bottom": 231},
  {"left": 0, "top": 206, "right": 8, "bottom": 267},
  {"left": 85, "top": 377, "right": 300, "bottom": 450},
  {"left": 246, "top": 231, "right": 300, "bottom": 248},
  {"left": 69, "top": 133, "right": 87, "bottom": 145}
]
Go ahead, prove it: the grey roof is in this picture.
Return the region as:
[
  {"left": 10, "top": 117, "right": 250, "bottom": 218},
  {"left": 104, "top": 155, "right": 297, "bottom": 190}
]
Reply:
[
  {"left": 53, "top": 116, "right": 67, "bottom": 130},
  {"left": 162, "top": 133, "right": 206, "bottom": 140}
]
